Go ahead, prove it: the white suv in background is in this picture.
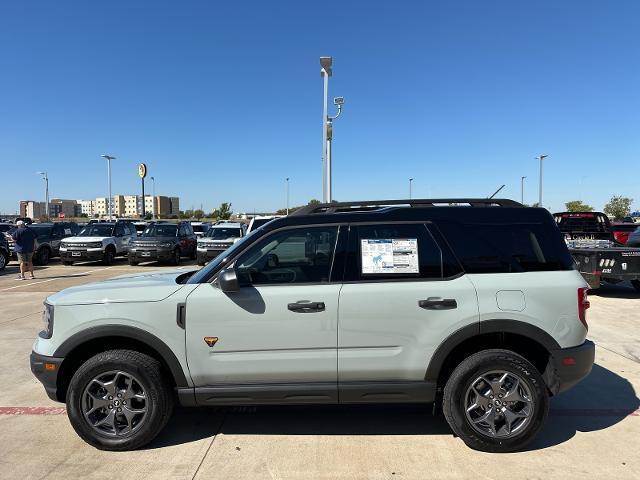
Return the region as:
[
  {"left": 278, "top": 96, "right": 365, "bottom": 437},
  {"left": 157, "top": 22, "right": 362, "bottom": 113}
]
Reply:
[
  {"left": 60, "top": 221, "right": 136, "bottom": 265},
  {"left": 196, "top": 222, "right": 245, "bottom": 265}
]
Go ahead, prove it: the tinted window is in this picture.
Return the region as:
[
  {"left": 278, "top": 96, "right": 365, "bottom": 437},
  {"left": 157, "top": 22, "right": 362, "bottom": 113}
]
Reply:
[
  {"left": 348, "top": 224, "right": 443, "bottom": 280},
  {"left": 236, "top": 226, "right": 339, "bottom": 285},
  {"left": 206, "top": 228, "right": 243, "bottom": 239},
  {"left": 31, "top": 225, "right": 52, "bottom": 236},
  {"left": 114, "top": 224, "right": 125, "bottom": 236},
  {"left": 143, "top": 224, "right": 178, "bottom": 237},
  {"left": 437, "top": 221, "right": 574, "bottom": 273},
  {"left": 79, "top": 225, "right": 115, "bottom": 237}
]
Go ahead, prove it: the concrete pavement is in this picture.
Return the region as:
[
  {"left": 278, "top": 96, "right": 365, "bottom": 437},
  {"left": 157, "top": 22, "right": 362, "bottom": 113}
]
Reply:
[{"left": 0, "top": 259, "right": 638, "bottom": 479}]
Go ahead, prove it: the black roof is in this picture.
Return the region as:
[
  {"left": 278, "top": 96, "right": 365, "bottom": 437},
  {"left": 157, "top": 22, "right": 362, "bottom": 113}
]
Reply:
[{"left": 262, "top": 198, "right": 553, "bottom": 231}]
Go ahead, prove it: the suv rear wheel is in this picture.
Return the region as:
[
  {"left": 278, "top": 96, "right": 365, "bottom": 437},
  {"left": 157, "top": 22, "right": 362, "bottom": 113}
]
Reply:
[
  {"left": 442, "top": 349, "right": 548, "bottom": 453},
  {"left": 66, "top": 349, "right": 173, "bottom": 451}
]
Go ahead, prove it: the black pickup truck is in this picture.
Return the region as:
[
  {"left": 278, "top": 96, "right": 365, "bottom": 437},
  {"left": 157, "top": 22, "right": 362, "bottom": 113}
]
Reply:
[{"left": 554, "top": 212, "right": 640, "bottom": 292}]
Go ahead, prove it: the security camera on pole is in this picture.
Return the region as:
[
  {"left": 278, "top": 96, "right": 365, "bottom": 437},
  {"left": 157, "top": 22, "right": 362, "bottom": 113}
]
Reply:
[{"left": 320, "top": 56, "right": 345, "bottom": 203}]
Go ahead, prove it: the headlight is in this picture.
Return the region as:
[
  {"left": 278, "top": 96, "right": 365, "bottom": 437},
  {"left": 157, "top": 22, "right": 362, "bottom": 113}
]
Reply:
[
  {"left": 60, "top": 242, "right": 68, "bottom": 248},
  {"left": 89, "top": 242, "right": 103, "bottom": 248},
  {"left": 197, "top": 242, "right": 205, "bottom": 248},
  {"left": 40, "top": 303, "right": 54, "bottom": 339}
]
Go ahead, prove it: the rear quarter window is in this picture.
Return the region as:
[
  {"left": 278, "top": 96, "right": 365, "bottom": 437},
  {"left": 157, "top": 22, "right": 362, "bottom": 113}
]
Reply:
[{"left": 436, "top": 221, "right": 574, "bottom": 273}]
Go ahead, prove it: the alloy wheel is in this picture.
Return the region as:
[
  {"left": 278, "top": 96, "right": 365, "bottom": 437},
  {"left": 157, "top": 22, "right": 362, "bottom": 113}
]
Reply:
[
  {"left": 464, "top": 370, "right": 534, "bottom": 438},
  {"left": 81, "top": 370, "right": 148, "bottom": 437}
]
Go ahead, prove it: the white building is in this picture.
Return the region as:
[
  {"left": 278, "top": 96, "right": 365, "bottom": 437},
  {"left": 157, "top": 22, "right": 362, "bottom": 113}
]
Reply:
[{"left": 76, "top": 200, "right": 95, "bottom": 217}]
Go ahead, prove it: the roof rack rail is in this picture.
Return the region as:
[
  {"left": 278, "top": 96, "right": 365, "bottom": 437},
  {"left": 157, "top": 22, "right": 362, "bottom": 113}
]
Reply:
[{"left": 292, "top": 198, "right": 523, "bottom": 216}]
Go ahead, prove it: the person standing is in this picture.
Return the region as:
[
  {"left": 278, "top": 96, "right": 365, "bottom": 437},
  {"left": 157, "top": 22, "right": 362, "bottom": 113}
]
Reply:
[{"left": 12, "top": 220, "right": 36, "bottom": 280}]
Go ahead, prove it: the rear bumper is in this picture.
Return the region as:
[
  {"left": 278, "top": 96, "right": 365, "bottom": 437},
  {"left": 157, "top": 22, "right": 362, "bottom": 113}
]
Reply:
[
  {"left": 544, "top": 340, "right": 595, "bottom": 395},
  {"left": 30, "top": 351, "right": 64, "bottom": 402}
]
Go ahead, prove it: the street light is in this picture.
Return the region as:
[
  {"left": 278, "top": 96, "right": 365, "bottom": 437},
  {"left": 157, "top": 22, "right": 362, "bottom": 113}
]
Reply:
[
  {"left": 320, "top": 57, "right": 345, "bottom": 203},
  {"left": 286, "top": 177, "right": 290, "bottom": 215},
  {"left": 150, "top": 176, "right": 156, "bottom": 220},
  {"left": 36, "top": 172, "right": 49, "bottom": 220},
  {"left": 100, "top": 154, "right": 116, "bottom": 220},
  {"left": 409, "top": 178, "right": 414, "bottom": 199},
  {"left": 535, "top": 154, "right": 549, "bottom": 207},
  {"left": 521, "top": 176, "right": 526, "bottom": 204}
]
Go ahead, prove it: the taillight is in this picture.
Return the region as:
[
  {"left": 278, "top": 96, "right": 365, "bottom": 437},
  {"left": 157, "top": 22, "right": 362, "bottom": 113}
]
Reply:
[
  {"left": 578, "top": 287, "right": 590, "bottom": 329},
  {"left": 613, "top": 231, "right": 627, "bottom": 244}
]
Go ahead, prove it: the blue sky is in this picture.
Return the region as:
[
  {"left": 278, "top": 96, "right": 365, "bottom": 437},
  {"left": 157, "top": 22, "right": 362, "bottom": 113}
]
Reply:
[{"left": 1, "top": 1, "right": 638, "bottom": 215}]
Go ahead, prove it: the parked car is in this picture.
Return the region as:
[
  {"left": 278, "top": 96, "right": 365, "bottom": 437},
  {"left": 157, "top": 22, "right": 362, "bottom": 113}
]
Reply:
[
  {"left": 190, "top": 221, "right": 210, "bottom": 238},
  {"left": 554, "top": 212, "right": 640, "bottom": 291},
  {"left": 132, "top": 222, "right": 148, "bottom": 237},
  {"left": 247, "top": 215, "right": 283, "bottom": 234},
  {"left": 196, "top": 222, "right": 245, "bottom": 265},
  {"left": 30, "top": 198, "right": 594, "bottom": 452},
  {"left": 128, "top": 222, "right": 197, "bottom": 266},
  {"left": 627, "top": 227, "right": 640, "bottom": 248},
  {"left": 59, "top": 221, "right": 136, "bottom": 265},
  {"left": 0, "top": 223, "right": 14, "bottom": 235},
  {"left": 0, "top": 234, "right": 9, "bottom": 271},
  {"left": 5, "top": 222, "right": 80, "bottom": 265}
]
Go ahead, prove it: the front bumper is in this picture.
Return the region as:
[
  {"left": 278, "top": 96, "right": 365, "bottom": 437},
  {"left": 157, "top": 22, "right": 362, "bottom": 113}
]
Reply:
[
  {"left": 544, "top": 340, "right": 595, "bottom": 395},
  {"left": 129, "top": 248, "right": 174, "bottom": 261},
  {"left": 197, "top": 248, "right": 227, "bottom": 262},
  {"left": 30, "top": 351, "right": 64, "bottom": 402},
  {"left": 60, "top": 248, "right": 104, "bottom": 262}
]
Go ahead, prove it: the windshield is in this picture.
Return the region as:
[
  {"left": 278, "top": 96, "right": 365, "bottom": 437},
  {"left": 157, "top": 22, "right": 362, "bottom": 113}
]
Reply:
[
  {"left": 142, "top": 224, "right": 177, "bottom": 237},
  {"left": 187, "top": 233, "right": 254, "bottom": 284},
  {"left": 205, "top": 227, "right": 242, "bottom": 239},
  {"left": 78, "top": 224, "right": 114, "bottom": 237},
  {"left": 134, "top": 224, "right": 147, "bottom": 232}
]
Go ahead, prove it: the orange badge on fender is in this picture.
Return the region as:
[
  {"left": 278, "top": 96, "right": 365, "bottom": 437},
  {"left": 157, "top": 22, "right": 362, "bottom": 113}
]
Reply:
[{"left": 204, "top": 337, "right": 219, "bottom": 347}]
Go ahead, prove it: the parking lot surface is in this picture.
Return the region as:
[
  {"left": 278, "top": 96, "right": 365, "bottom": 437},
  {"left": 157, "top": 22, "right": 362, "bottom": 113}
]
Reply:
[{"left": 0, "top": 259, "right": 638, "bottom": 479}]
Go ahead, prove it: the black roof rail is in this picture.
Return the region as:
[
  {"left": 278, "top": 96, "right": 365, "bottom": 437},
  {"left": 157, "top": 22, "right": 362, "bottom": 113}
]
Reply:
[{"left": 291, "top": 198, "right": 523, "bottom": 216}]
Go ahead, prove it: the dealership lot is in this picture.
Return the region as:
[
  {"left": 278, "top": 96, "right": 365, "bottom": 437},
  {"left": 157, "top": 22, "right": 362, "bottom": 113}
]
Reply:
[{"left": 0, "top": 259, "right": 638, "bottom": 480}]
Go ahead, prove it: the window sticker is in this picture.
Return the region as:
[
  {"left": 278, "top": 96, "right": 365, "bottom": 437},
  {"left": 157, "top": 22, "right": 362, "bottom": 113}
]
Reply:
[
  {"left": 361, "top": 238, "right": 419, "bottom": 274},
  {"left": 64, "top": 228, "right": 72, "bottom": 235}
]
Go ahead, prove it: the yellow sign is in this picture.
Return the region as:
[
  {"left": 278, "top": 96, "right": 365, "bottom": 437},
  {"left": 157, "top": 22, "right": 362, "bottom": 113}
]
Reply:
[{"left": 138, "top": 163, "right": 147, "bottom": 179}]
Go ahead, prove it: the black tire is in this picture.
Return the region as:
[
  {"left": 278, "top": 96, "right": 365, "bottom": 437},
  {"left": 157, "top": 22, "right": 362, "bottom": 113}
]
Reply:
[
  {"left": 62, "top": 260, "right": 74, "bottom": 266},
  {"left": 0, "top": 252, "right": 7, "bottom": 271},
  {"left": 442, "top": 349, "right": 548, "bottom": 453},
  {"left": 632, "top": 280, "right": 640, "bottom": 293},
  {"left": 36, "top": 247, "right": 51, "bottom": 266},
  {"left": 197, "top": 259, "right": 205, "bottom": 266},
  {"left": 128, "top": 257, "right": 139, "bottom": 266},
  {"left": 102, "top": 247, "right": 115, "bottom": 266},
  {"left": 66, "top": 349, "right": 174, "bottom": 451},
  {"left": 189, "top": 247, "right": 197, "bottom": 260},
  {"left": 170, "top": 248, "right": 180, "bottom": 266}
]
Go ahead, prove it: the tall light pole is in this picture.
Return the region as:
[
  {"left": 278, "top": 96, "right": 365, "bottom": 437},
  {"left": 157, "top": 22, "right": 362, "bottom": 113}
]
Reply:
[
  {"left": 536, "top": 154, "right": 548, "bottom": 207},
  {"left": 101, "top": 154, "right": 116, "bottom": 220},
  {"left": 409, "top": 178, "right": 414, "bottom": 199},
  {"left": 320, "top": 57, "right": 332, "bottom": 203},
  {"left": 521, "top": 176, "right": 526, "bottom": 204},
  {"left": 286, "top": 177, "right": 290, "bottom": 215},
  {"left": 36, "top": 172, "right": 49, "bottom": 220},
  {"left": 150, "top": 176, "right": 156, "bottom": 220}
]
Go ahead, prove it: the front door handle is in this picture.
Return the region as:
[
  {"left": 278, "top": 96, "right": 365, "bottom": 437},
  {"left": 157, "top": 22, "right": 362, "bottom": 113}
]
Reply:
[
  {"left": 287, "top": 301, "right": 325, "bottom": 313},
  {"left": 418, "top": 297, "right": 457, "bottom": 310}
]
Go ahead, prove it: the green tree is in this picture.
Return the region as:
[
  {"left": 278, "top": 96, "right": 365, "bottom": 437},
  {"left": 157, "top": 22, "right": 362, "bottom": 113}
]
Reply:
[
  {"left": 604, "top": 196, "right": 633, "bottom": 220},
  {"left": 215, "top": 202, "right": 232, "bottom": 220},
  {"left": 565, "top": 200, "right": 594, "bottom": 212},
  {"left": 193, "top": 209, "right": 205, "bottom": 219}
]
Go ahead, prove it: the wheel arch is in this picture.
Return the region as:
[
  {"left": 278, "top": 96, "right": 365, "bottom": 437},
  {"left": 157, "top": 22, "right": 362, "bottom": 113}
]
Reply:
[
  {"left": 54, "top": 325, "right": 189, "bottom": 402},
  {"left": 426, "top": 320, "right": 559, "bottom": 391}
]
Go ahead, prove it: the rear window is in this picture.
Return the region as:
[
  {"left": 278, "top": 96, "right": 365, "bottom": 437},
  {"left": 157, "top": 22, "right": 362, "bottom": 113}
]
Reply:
[
  {"left": 554, "top": 213, "right": 609, "bottom": 233},
  {"left": 437, "top": 221, "right": 574, "bottom": 273}
]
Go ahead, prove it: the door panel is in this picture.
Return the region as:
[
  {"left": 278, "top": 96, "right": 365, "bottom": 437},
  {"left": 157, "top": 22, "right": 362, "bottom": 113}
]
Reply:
[
  {"left": 185, "top": 283, "right": 341, "bottom": 386},
  {"left": 338, "top": 276, "right": 479, "bottom": 382}
]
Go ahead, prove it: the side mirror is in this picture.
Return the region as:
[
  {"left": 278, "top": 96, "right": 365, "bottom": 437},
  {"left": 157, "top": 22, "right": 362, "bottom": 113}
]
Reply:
[{"left": 217, "top": 268, "right": 240, "bottom": 293}]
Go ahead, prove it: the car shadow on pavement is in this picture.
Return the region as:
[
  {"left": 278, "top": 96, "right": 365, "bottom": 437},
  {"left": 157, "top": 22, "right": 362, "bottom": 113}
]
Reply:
[
  {"left": 589, "top": 283, "right": 640, "bottom": 299},
  {"left": 527, "top": 363, "right": 639, "bottom": 450},
  {"left": 149, "top": 364, "right": 638, "bottom": 451}
]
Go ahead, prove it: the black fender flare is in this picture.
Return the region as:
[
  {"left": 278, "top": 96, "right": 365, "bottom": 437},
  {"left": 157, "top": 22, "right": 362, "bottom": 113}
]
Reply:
[
  {"left": 53, "top": 325, "right": 189, "bottom": 387},
  {"left": 424, "top": 319, "right": 561, "bottom": 382}
]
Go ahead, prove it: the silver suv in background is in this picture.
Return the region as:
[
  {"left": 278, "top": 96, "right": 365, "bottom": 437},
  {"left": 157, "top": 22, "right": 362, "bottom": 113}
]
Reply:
[
  {"left": 196, "top": 222, "right": 245, "bottom": 265},
  {"left": 60, "top": 221, "right": 136, "bottom": 265}
]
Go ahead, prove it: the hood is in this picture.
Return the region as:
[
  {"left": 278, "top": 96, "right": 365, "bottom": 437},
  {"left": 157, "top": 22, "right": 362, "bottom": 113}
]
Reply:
[
  {"left": 46, "top": 270, "right": 193, "bottom": 306},
  {"left": 200, "top": 237, "right": 238, "bottom": 243},
  {"left": 134, "top": 236, "right": 177, "bottom": 243},
  {"left": 63, "top": 236, "right": 108, "bottom": 243}
]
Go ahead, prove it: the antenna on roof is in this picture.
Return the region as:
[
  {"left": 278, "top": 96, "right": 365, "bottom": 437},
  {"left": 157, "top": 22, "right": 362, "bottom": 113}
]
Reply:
[{"left": 488, "top": 185, "right": 505, "bottom": 199}]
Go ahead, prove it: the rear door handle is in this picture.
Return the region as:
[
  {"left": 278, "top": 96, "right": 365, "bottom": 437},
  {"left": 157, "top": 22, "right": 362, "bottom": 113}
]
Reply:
[
  {"left": 288, "top": 301, "right": 326, "bottom": 313},
  {"left": 418, "top": 297, "right": 457, "bottom": 310}
]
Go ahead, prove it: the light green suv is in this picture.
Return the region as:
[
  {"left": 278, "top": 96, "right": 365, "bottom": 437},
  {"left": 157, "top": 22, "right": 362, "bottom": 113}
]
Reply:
[{"left": 30, "top": 199, "right": 595, "bottom": 452}]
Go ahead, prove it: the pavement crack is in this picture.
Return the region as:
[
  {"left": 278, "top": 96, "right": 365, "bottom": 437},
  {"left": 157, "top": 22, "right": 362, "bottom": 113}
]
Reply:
[
  {"left": 191, "top": 411, "right": 227, "bottom": 480},
  {"left": 0, "top": 310, "right": 42, "bottom": 325},
  {"left": 598, "top": 344, "right": 640, "bottom": 364}
]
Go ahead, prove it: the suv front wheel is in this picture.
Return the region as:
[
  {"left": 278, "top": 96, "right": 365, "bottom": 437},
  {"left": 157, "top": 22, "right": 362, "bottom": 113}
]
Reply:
[
  {"left": 66, "top": 349, "right": 174, "bottom": 451},
  {"left": 442, "top": 349, "right": 548, "bottom": 453}
]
